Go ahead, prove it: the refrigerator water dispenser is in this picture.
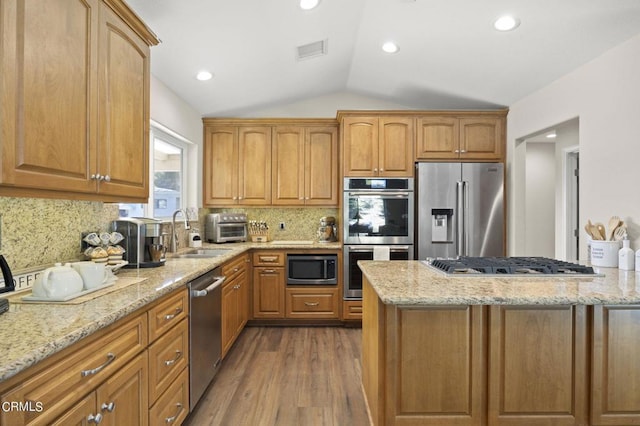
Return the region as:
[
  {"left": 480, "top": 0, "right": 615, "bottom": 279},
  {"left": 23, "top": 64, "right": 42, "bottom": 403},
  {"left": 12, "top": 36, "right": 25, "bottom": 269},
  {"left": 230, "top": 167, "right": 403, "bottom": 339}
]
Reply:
[{"left": 431, "top": 209, "right": 453, "bottom": 242}]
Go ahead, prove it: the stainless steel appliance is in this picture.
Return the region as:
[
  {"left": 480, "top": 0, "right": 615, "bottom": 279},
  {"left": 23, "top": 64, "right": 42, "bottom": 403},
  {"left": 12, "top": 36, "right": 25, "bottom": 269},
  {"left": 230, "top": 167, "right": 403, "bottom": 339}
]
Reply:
[
  {"left": 416, "top": 162, "right": 504, "bottom": 260},
  {"left": 188, "top": 268, "right": 225, "bottom": 411},
  {"left": 286, "top": 254, "right": 338, "bottom": 285},
  {"left": 343, "top": 177, "right": 414, "bottom": 299},
  {"left": 111, "top": 218, "right": 166, "bottom": 268},
  {"left": 343, "top": 178, "right": 414, "bottom": 245},
  {"left": 426, "top": 256, "right": 597, "bottom": 276},
  {"left": 343, "top": 245, "right": 413, "bottom": 299},
  {"left": 205, "top": 213, "right": 248, "bottom": 243}
]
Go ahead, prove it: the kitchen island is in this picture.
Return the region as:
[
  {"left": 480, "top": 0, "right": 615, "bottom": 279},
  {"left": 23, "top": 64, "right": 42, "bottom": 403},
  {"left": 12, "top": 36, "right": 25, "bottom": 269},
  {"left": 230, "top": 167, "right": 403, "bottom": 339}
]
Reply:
[{"left": 359, "top": 260, "right": 640, "bottom": 426}]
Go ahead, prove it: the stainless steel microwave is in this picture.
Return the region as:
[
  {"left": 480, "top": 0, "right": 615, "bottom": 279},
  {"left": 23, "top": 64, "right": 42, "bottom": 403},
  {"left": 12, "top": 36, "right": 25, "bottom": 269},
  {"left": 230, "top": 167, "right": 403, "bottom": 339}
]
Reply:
[{"left": 286, "top": 254, "right": 337, "bottom": 285}]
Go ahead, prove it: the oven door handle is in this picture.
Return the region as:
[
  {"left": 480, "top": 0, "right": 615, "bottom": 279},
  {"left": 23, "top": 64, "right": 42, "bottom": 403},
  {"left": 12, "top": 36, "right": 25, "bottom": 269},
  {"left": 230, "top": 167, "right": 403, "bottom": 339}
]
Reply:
[
  {"left": 348, "top": 192, "right": 410, "bottom": 197},
  {"left": 191, "top": 276, "right": 226, "bottom": 298},
  {"left": 348, "top": 246, "right": 410, "bottom": 252}
]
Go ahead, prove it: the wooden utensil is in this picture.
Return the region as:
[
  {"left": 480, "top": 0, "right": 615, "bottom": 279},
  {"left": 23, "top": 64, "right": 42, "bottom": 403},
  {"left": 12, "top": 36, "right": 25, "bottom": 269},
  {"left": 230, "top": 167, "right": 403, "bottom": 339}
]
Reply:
[
  {"left": 607, "top": 216, "right": 621, "bottom": 240},
  {"left": 595, "top": 223, "right": 606, "bottom": 240},
  {"left": 613, "top": 225, "right": 627, "bottom": 241}
]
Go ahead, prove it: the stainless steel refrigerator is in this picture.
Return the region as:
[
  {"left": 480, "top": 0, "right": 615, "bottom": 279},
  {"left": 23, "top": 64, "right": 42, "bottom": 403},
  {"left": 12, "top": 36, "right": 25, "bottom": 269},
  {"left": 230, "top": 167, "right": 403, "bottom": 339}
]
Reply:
[{"left": 416, "top": 162, "right": 504, "bottom": 259}]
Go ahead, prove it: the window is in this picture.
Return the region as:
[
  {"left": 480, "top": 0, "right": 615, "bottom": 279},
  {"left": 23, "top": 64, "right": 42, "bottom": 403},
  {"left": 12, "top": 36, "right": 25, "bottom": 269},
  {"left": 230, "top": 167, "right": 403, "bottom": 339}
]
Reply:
[{"left": 119, "top": 124, "right": 191, "bottom": 219}]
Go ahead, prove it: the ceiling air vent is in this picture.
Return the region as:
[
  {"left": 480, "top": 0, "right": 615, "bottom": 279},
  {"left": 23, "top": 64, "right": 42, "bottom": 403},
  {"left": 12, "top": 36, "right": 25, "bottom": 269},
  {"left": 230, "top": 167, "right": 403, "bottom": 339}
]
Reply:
[{"left": 296, "top": 39, "right": 328, "bottom": 61}]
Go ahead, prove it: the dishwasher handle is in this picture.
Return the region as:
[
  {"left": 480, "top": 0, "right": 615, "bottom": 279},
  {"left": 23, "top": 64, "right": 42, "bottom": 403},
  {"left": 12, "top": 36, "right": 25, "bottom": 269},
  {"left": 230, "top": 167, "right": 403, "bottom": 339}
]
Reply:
[{"left": 191, "top": 276, "right": 226, "bottom": 298}]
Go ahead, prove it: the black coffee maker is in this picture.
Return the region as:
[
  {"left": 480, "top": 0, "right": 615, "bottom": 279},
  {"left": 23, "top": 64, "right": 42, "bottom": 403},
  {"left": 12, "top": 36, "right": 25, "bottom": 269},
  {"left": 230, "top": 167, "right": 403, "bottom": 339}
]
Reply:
[{"left": 111, "top": 218, "right": 166, "bottom": 268}]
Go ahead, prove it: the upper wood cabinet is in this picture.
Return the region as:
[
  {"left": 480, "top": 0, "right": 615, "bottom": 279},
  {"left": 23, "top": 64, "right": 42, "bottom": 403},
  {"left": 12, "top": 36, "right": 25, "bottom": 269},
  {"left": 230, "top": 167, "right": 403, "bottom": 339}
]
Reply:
[
  {"left": 272, "top": 125, "right": 338, "bottom": 205},
  {"left": 0, "top": 0, "right": 158, "bottom": 202},
  {"left": 203, "top": 119, "right": 338, "bottom": 207},
  {"left": 203, "top": 126, "right": 272, "bottom": 206},
  {"left": 342, "top": 116, "right": 414, "bottom": 177},
  {"left": 416, "top": 114, "right": 505, "bottom": 161}
]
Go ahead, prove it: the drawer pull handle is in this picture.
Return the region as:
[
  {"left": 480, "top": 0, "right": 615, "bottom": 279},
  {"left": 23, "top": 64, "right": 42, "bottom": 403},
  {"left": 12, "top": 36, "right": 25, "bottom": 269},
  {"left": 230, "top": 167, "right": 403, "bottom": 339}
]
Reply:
[
  {"left": 164, "top": 350, "right": 182, "bottom": 366},
  {"left": 260, "top": 256, "right": 278, "bottom": 262},
  {"left": 304, "top": 302, "right": 320, "bottom": 307},
  {"left": 87, "top": 413, "right": 103, "bottom": 424},
  {"left": 263, "top": 269, "right": 275, "bottom": 273},
  {"left": 165, "top": 307, "right": 183, "bottom": 321},
  {"left": 101, "top": 402, "right": 115, "bottom": 412},
  {"left": 165, "top": 402, "right": 183, "bottom": 424},
  {"left": 81, "top": 353, "right": 116, "bottom": 377},
  {"left": 233, "top": 267, "right": 239, "bottom": 272}
]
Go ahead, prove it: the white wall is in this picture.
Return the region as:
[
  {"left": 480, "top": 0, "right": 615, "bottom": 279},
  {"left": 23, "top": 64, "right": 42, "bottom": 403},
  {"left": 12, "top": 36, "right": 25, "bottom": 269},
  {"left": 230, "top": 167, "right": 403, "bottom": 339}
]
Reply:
[
  {"left": 507, "top": 33, "right": 640, "bottom": 260},
  {"left": 525, "top": 142, "right": 555, "bottom": 257},
  {"left": 150, "top": 75, "right": 203, "bottom": 207}
]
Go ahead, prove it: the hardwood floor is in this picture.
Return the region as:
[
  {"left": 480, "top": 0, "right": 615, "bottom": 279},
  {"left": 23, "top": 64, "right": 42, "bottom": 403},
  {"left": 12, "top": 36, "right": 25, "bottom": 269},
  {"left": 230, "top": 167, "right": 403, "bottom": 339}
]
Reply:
[{"left": 185, "top": 326, "right": 370, "bottom": 426}]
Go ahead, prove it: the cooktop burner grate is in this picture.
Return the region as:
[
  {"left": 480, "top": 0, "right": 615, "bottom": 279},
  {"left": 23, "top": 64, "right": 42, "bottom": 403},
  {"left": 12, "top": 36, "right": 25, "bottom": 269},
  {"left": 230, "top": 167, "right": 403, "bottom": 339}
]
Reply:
[{"left": 429, "top": 257, "right": 595, "bottom": 275}]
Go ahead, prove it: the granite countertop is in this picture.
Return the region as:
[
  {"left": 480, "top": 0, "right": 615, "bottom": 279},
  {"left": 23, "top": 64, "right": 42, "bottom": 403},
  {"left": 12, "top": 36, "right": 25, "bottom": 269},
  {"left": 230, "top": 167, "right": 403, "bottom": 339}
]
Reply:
[
  {"left": 0, "top": 241, "right": 341, "bottom": 384},
  {"left": 359, "top": 260, "right": 640, "bottom": 306}
]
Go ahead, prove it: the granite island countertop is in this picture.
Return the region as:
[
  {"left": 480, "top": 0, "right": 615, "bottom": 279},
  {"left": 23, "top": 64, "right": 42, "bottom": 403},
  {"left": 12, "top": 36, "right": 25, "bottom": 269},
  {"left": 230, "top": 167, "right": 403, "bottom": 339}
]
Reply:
[
  {"left": 359, "top": 260, "right": 640, "bottom": 305},
  {"left": 0, "top": 241, "right": 341, "bottom": 384}
]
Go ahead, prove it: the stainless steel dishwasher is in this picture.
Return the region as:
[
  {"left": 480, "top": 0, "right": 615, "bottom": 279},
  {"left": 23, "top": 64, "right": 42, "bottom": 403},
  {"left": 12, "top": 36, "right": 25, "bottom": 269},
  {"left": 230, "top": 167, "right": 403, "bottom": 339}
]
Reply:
[{"left": 188, "top": 267, "right": 225, "bottom": 411}]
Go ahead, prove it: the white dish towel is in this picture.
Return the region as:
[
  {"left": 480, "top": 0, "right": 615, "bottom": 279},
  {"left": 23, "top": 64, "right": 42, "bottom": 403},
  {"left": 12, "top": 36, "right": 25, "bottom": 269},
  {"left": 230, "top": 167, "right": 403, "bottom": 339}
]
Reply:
[{"left": 373, "top": 246, "right": 390, "bottom": 260}]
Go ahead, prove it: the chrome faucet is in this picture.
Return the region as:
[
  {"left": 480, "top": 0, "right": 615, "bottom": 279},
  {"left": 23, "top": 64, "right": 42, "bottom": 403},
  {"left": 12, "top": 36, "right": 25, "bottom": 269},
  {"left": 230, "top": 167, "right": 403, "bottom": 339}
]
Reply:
[{"left": 171, "top": 209, "right": 191, "bottom": 253}]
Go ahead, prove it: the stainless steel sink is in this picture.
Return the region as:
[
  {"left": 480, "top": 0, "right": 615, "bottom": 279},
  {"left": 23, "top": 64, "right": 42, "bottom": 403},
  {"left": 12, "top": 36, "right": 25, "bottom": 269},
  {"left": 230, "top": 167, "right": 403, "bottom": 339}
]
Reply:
[{"left": 178, "top": 248, "right": 232, "bottom": 258}]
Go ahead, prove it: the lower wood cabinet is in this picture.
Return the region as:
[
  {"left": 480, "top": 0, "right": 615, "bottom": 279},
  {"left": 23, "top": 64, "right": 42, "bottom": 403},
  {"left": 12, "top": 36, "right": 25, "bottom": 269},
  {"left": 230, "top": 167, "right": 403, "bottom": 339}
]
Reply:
[
  {"left": 253, "top": 266, "right": 285, "bottom": 319},
  {"left": 488, "top": 305, "right": 588, "bottom": 425},
  {"left": 591, "top": 305, "right": 640, "bottom": 425},
  {"left": 342, "top": 300, "right": 362, "bottom": 320},
  {"left": 148, "top": 367, "right": 189, "bottom": 426},
  {"left": 285, "top": 288, "right": 339, "bottom": 319},
  {"left": 221, "top": 254, "right": 250, "bottom": 357}
]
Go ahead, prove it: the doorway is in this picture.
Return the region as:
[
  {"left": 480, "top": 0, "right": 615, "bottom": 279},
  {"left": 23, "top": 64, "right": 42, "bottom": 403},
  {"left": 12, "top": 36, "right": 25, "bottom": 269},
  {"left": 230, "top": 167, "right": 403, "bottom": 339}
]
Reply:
[{"left": 517, "top": 117, "right": 580, "bottom": 261}]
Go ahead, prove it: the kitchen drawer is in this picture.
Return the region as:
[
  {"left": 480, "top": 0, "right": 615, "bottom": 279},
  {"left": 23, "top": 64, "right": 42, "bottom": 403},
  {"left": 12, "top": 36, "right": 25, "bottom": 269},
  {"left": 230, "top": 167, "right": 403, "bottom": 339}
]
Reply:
[
  {"left": 149, "top": 367, "right": 189, "bottom": 426},
  {"left": 148, "top": 289, "right": 188, "bottom": 342},
  {"left": 222, "top": 253, "right": 249, "bottom": 279},
  {"left": 343, "top": 300, "right": 363, "bottom": 320},
  {"left": 0, "top": 313, "right": 147, "bottom": 425},
  {"left": 148, "top": 318, "right": 188, "bottom": 405},
  {"left": 285, "top": 288, "right": 339, "bottom": 319},
  {"left": 253, "top": 251, "right": 285, "bottom": 267}
]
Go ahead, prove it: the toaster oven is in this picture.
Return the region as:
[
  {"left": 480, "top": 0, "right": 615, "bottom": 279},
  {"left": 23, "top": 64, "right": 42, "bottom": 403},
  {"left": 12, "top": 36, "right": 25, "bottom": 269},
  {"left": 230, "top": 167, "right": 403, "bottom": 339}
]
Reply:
[{"left": 205, "top": 213, "right": 248, "bottom": 243}]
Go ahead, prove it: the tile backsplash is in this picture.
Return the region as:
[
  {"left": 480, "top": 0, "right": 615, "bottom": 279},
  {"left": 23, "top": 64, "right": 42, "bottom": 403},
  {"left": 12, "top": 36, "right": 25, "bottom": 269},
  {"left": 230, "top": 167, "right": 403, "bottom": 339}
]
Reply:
[
  {"left": 0, "top": 197, "right": 119, "bottom": 272},
  {"left": 208, "top": 207, "right": 340, "bottom": 242}
]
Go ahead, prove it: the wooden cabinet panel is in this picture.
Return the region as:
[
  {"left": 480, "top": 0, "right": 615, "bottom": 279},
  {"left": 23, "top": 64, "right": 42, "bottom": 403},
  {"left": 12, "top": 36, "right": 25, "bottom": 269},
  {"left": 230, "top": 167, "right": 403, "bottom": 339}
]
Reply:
[
  {"left": 591, "top": 305, "right": 640, "bottom": 425},
  {"left": 342, "top": 300, "right": 362, "bottom": 320},
  {"left": 148, "top": 367, "right": 188, "bottom": 426},
  {"left": 272, "top": 127, "right": 305, "bottom": 205},
  {"left": 253, "top": 251, "right": 285, "bottom": 267},
  {"left": 379, "top": 117, "right": 414, "bottom": 176},
  {"left": 148, "top": 319, "right": 188, "bottom": 405},
  {"left": 459, "top": 118, "right": 503, "bottom": 160},
  {"left": 147, "top": 289, "right": 188, "bottom": 342},
  {"left": 342, "top": 117, "right": 379, "bottom": 176},
  {"left": 97, "top": 352, "right": 148, "bottom": 426},
  {"left": 285, "top": 288, "right": 339, "bottom": 319},
  {"left": 415, "top": 116, "right": 459, "bottom": 159},
  {"left": 238, "top": 127, "right": 271, "bottom": 205},
  {"left": 305, "top": 126, "right": 338, "bottom": 205},
  {"left": 51, "top": 392, "right": 97, "bottom": 426},
  {"left": 97, "top": 4, "right": 150, "bottom": 198},
  {"left": 0, "top": 314, "right": 147, "bottom": 425},
  {"left": 252, "top": 267, "right": 285, "bottom": 319},
  {"left": 221, "top": 254, "right": 250, "bottom": 357},
  {"left": 488, "top": 305, "right": 588, "bottom": 425},
  {"left": 343, "top": 116, "right": 413, "bottom": 176},
  {"left": 0, "top": 0, "right": 98, "bottom": 193},
  {"left": 203, "top": 126, "right": 238, "bottom": 205}
]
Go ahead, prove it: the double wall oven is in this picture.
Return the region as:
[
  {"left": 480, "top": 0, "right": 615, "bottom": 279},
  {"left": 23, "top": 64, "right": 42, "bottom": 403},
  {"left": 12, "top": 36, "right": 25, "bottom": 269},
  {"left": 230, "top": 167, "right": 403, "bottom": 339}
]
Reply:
[{"left": 343, "top": 178, "right": 414, "bottom": 299}]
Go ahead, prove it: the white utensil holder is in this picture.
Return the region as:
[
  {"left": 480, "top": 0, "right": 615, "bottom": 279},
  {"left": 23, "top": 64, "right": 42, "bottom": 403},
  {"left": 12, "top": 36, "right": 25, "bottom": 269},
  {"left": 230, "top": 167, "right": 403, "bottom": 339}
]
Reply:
[{"left": 589, "top": 239, "right": 622, "bottom": 267}]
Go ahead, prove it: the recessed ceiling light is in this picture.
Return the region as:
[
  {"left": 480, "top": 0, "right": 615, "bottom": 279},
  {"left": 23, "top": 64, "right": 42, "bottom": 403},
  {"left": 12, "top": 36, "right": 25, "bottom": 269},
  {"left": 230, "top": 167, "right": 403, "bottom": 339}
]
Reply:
[
  {"left": 300, "top": 0, "right": 320, "bottom": 10},
  {"left": 494, "top": 15, "right": 520, "bottom": 31},
  {"left": 382, "top": 42, "right": 399, "bottom": 53},
  {"left": 196, "top": 71, "right": 213, "bottom": 81},
  {"left": 546, "top": 132, "right": 557, "bottom": 139}
]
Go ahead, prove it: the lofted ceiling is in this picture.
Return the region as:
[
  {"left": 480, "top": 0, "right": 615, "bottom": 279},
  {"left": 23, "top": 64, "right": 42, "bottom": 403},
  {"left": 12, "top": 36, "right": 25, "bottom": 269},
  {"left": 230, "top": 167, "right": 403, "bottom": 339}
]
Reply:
[{"left": 125, "top": 0, "right": 640, "bottom": 117}]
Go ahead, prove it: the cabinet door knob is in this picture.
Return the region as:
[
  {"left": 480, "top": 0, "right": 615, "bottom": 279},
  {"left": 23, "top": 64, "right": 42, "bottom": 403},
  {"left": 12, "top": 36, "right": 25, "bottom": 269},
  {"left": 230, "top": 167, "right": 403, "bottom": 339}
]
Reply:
[
  {"left": 101, "top": 402, "right": 115, "bottom": 412},
  {"left": 87, "top": 413, "right": 103, "bottom": 424},
  {"left": 103, "top": 175, "right": 111, "bottom": 182}
]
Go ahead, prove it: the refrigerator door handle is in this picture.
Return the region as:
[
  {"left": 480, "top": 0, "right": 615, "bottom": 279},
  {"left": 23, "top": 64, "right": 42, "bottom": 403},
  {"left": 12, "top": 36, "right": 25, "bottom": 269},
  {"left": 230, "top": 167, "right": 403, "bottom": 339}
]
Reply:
[
  {"left": 456, "top": 181, "right": 465, "bottom": 257},
  {"left": 462, "top": 180, "right": 469, "bottom": 257}
]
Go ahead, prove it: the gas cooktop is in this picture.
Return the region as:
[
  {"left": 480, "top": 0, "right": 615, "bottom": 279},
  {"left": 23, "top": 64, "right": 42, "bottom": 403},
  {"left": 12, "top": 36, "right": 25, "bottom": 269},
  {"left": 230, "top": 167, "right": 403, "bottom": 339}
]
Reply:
[{"left": 424, "top": 256, "right": 598, "bottom": 276}]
